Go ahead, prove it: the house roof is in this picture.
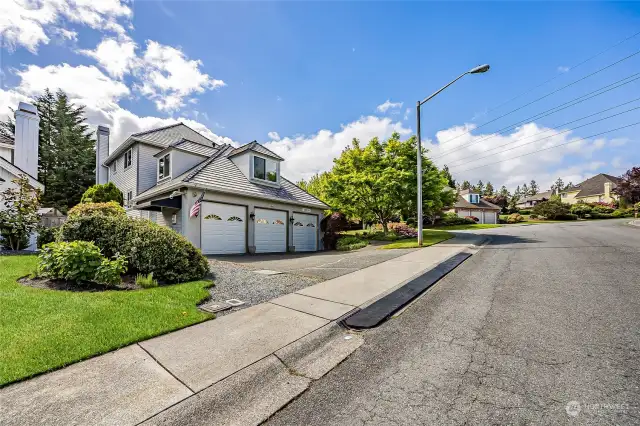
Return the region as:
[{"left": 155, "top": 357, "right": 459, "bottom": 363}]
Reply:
[
  {"left": 459, "top": 188, "right": 475, "bottom": 195},
  {"left": 453, "top": 195, "right": 501, "bottom": 210},
  {"left": 154, "top": 139, "right": 219, "bottom": 158},
  {"left": 0, "top": 134, "right": 14, "bottom": 145},
  {"left": 228, "top": 141, "right": 285, "bottom": 161},
  {"left": 518, "top": 190, "right": 553, "bottom": 203},
  {"left": 0, "top": 157, "right": 44, "bottom": 189},
  {"left": 574, "top": 173, "right": 621, "bottom": 198},
  {"left": 104, "top": 123, "right": 217, "bottom": 165},
  {"left": 135, "top": 144, "right": 329, "bottom": 210}
]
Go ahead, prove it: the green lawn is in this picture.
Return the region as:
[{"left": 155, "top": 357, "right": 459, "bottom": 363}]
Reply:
[
  {"left": 381, "top": 230, "right": 454, "bottom": 249},
  {"left": 428, "top": 224, "right": 502, "bottom": 230},
  {"left": 0, "top": 255, "right": 213, "bottom": 386}
]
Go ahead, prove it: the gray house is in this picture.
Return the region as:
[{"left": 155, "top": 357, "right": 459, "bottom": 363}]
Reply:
[{"left": 97, "top": 123, "right": 328, "bottom": 255}]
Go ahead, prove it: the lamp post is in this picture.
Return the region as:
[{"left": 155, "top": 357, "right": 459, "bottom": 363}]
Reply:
[{"left": 416, "top": 64, "right": 490, "bottom": 245}]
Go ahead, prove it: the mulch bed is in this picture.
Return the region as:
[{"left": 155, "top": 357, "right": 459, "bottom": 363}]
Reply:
[{"left": 18, "top": 276, "right": 141, "bottom": 292}]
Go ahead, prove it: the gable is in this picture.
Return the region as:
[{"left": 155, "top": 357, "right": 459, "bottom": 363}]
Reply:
[{"left": 0, "top": 157, "right": 43, "bottom": 190}]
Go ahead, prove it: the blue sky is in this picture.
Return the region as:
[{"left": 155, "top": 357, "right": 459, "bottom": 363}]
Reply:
[{"left": 1, "top": 1, "right": 639, "bottom": 189}]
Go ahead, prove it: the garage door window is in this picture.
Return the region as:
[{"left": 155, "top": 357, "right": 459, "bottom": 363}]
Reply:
[
  {"left": 274, "top": 219, "right": 284, "bottom": 225},
  {"left": 294, "top": 221, "right": 303, "bottom": 226},
  {"left": 306, "top": 223, "right": 315, "bottom": 227},
  {"left": 204, "top": 214, "right": 221, "bottom": 220},
  {"left": 257, "top": 218, "right": 268, "bottom": 224},
  {"left": 227, "top": 216, "right": 243, "bottom": 222}
]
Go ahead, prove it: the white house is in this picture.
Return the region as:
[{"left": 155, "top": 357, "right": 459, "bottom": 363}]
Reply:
[
  {"left": 0, "top": 102, "right": 44, "bottom": 249},
  {"left": 447, "top": 188, "right": 500, "bottom": 224},
  {"left": 97, "top": 123, "right": 328, "bottom": 254}
]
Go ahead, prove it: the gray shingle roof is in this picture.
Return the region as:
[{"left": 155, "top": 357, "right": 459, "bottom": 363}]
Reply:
[
  {"left": 154, "top": 139, "right": 218, "bottom": 158},
  {"left": 453, "top": 195, "right": 500, "bottom": 210},
  {"left": 0, "top": 134, "right": 14, "bottom": 145},
  {"left": 574, "top": 173, "right": 621, "bottom": 198},
  {"left": 229, "top": 141, "right": 284, "bottom": 161},
  {"left": 519, "top": 190, "right": 553, "bottom": 203},
  {"left": 135, "top": 144, "right": 328, "bottom": 209}
]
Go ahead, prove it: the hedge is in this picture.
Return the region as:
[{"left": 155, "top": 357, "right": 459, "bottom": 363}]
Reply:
[
  {"left": 336, "top": 236, "right": 368, "bottom": 251},
  {"left": 59, "top": 215, "right": 209, "bottom": 283},
  {"left": 67, "top": 202, "right": 126, "bottom": 219}
]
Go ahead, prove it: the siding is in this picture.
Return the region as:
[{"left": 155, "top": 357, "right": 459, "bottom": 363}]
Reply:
[
  {"left": 110, "top": 144, "right": 138, "bottom": 205},
  {"left": 137, "top": 143, "right": 162, "bottom": 194},
  {"left": 172, "top": 150, "right": 207, "bottom": 178}
]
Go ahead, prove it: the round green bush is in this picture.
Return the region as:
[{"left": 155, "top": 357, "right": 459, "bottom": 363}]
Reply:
[
  {"left": 81, "top": 182, "right": 124, "bottom": 205},
  {"left": 507, "top": 213, "right": 524, "bottom": 224},
  {"left": 59, "top": 215, "right": 209, "bottom": 283},
  {"left": 67, "top": 201, "right": 126, "bottom": 219}
]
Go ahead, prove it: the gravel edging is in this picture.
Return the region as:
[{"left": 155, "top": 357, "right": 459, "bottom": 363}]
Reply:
[{"left": 206, "top": 260, "right": 322, "bottom": 316}]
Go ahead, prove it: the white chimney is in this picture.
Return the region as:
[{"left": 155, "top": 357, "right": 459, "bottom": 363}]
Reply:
[
  {"left": 13, "top": 102, "right": 40, "bottom": 178},
  {"left": 96, "top": 125, "right": 110, "bottom": 184}
]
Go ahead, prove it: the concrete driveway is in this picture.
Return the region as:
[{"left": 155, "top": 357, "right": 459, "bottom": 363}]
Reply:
[{"left": 208, "top": 243, "right": 418, "bottom": 280}]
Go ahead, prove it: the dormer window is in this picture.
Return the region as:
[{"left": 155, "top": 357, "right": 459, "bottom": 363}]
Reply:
[
  {"left": 158, "top": 153, "right": 171, "bottom": 181},
  {"left": 253, "top": 156, "right": 278, "bottom": 183},
  {"left": 470, "top": 194, "right": 480, "bottom": 203}
]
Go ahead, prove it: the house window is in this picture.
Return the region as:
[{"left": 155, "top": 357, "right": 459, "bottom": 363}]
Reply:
[
  {"left": 124, "top": 149, "right": 132, "bottom": 169},
  {"left": 158, "top": 153, "right": 171, "bottom": 180},
  {"left": 126, "top": 191, "right": 132, "bottom": 206},
  {"left": 171, "top": 213, "right": 177, "bottom": 225},
  {"left": 253, "top": 156, "right": 278, "bottom": 183},
  {"left": 470, "top": 194, "right": 479, "bottom": 203}
]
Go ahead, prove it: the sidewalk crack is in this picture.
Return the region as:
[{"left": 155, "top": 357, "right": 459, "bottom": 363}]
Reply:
[{"left": 137, "top": 343, "right": 195, "bottom": 394}]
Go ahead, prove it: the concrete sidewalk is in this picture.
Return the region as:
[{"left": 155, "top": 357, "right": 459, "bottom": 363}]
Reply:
[{"left": 0, "top": 234, "right": 483, "bottom": 426}]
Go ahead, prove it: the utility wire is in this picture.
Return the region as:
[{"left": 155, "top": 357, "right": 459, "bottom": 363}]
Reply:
[
  {"left": 451, "top": 122, "right": 640, "bottom": 174},
  {"left": 444, "top": 97, "right": 640, "bottom": 167},
  {"left": 438, "top": 49, "right": 640, "bottom": 146},
  {"left": 447, "top": 105, "right": 640, "bottom": 170},
  {"left": 483, "top": 30, "right": 640, "bottom": 115},
  {"left": 434, "top": 72, "right": 640, "bottom": 159}
]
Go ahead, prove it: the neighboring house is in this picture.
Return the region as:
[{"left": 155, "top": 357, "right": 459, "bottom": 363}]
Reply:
[
  {"left": 516, "top": 190, "right": 553, "bottom": 209},
  {"left": 38, "top": 207, "right": 66, "bottom": 228},
  {"left": 447, "top": 189, "right": 500, "bottom": 224},
  {"left": 559, "top": 173, "right": 622, "bottom": 205},
  {"left": 97, "top": 123, "right": 329, "bottom": 254},
  {"left": 0, "top": 102, "right": 44, "bottom": 250}
]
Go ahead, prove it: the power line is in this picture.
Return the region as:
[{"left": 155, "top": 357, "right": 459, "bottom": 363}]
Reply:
[
  {"left": 447, "top": 104, "right": 640, "bottom": 170},
  {"left": 433, "top": 72, "right": 640, "bottom": 159},
  {"left": 438, "top": 49, "right": 640, "bottom": 147},
  {"left": 444, "top": 97, "right": 640, "bottom": 167},
  {"left": 483, "top": 30, "right": 640, "bottom": 115},
  {"left": 451, "top": 122, "right": 640, "bottom": 174}
]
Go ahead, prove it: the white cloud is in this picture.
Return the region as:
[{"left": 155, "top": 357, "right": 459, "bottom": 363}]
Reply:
[
  {"left": 0, "top": 0, "right": 131, "bottom": 52},
  {"left": 264, "top": 116, "right": 411, "bottom": 182},
  {"left": 79, "top": 38, "right": 138, "bottom": 79},
  {"left": 53, "top": 27, "right": 78, "bottom": 42},
  {"left": 404, "top": 108, "right": 411, "bottom": 121},
  {"left": 431, "top": 122, "right": 617, "bottom": 191},
  {"left": 376, "top": 99, "right": 403, "bottom": 113},
  {"left": 15, "top": 63, "right": 129, "bottom": 111},
  {"left": 267, "top": 131, "right": 281, "bottom": 141},
  {"left": 136, "top": 40, "right": 226, "bottom": 112},
  {"left": 558, "top": 66, "right": 570, "bottom": 73}
]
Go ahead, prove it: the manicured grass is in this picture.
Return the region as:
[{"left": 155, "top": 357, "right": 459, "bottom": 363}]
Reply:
[
  {"left": 381, "top": 230, "right": 454, "bottom": 249},
  {"left": 428, "top": 224, "right": 502, "bottom": 230},
  {"left": 0, "top": 255, "right": 213, "bottom": 386}
]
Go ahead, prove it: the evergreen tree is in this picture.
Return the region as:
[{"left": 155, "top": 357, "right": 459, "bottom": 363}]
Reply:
[
  {"left": 1, "top": 89, "right": 95, "bottom": 212},
  {"left": 484, "top": 181, "right": 494, "bottom": 196},
  {"left": 461, "top": 180, "right": 471, "bottom": 190},
  {"left": 442, "top": 165, "right": 456, "bottom": 188},
  {"left": 552, "top": 177, "right": 565, "bottom": 195},
  {"left": 529, "top": 180, "right": 539, "bottom": 196},
  {"left": 565, "top": 181, "right": 574, "bottom": 190},
  {"left": 499, "top": 185, "right": 510, "bottom": 197},
  {"left": 514, "top": 185, "right": 521, "bottom": 200},
  {"left": 475, "top": 180, "right": 484, "bottom": 194},
  {"left": 521, "top": 183, "right": 529, "bottom": 198}
]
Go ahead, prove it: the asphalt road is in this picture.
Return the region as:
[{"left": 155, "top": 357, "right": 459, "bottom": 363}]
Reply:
[{"left": 266, "top": 220, "right": 640, "bottom": 425}]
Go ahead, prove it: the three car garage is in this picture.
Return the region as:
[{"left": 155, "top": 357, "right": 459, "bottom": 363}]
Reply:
[{"left": 200, "top": 201, "right": 319, "bottom": 255}]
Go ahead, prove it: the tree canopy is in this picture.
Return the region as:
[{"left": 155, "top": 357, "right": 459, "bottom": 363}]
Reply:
[{"left": 613, "top": 167, "right": 640, "bottom": 204}]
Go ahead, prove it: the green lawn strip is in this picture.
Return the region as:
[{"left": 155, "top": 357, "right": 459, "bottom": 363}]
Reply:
[
  {"left": 427, "top": 224, "right": 502, "bottom": 230},
  {"left": 381, "top": 230, "right": 454, "bottom": 249},
  {"left": 0, "top": 255, "right": 213, "bottom": 386}
]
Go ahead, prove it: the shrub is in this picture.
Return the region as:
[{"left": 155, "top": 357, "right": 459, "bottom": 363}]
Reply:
[
  {"left": 37, "top": 226, "right": 60, "bottom": 249},
  {"left": 507, "top": 213, "right": 524, "bottom": 224},
  {"left": 441, "top": 213, "right": 475, "bottom": 226},
  {"left": 59, "top": 214, "right": 209, "bottom": 283},
  {"left": 67, "top": 201, "right": 125, "bottom": 219},
  {"left": 570, "top": 204, "right": 592, "bottom": 218},
  {"left": 321, "top": 212, "right": 349, "bottom": 250},
  {"left": 38, "top": 241, "right": 126, "bottom": 286},
  {"left": 592, "top": 205, "right": 614, "bottom": 215},
  {"left": 529, "top": 214, "right": 538, "bottom": 219},
  {"left": 336, "top": 235, "right": 368, "bottom": 251},
  {"left": 136, "top": 272, "right": 158, "bottom": 288},
  {"left": 518, "top": 209, "right": 532, "bottom": 215},
  {"left": 555, "top": 213, "right": 578, "bottom": 221},
  {"left": 591, "top": 212, "right": 613, "bottom": 219},
  {"left": 81, "top": 182, "right": 124, "bottom": 205},
  {"left": 611, "top": 210, "right": 624, "bottom": 218},
  {"left": 465, "top": 215, "right": 480, "bottom": 223},
  {"left": 635, "top": 202, "right": 640, "bottom": 211},
  {"left": 391, "top": 223, "right": 418, "bottom": 238},
  {"left": 532, "top": 200, "right": 570, "bottom": 219}
]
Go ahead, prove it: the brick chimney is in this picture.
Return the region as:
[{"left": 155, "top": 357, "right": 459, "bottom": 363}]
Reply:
[
  {"left": 13, "top": 102, "right": 40, "bottom": 178},
  {"left": 96, "top": 125, "right": 110, "bottom": 184}
]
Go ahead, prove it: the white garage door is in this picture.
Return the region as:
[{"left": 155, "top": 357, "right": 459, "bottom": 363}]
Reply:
[
  {"left": 470, "top": 210, "right": 484, "bottom": 223},
  {"left": 255, "top": 208, "right": 287, "bottom": 253},
  {"left": 293, "top": 213, "right": 318, "bottom": 252},
  {"left": 484, "top": 211, "right": 497, "bottom": 224},
  {"left": 201, "top": 202, "right": 246, "bottom": 254}
]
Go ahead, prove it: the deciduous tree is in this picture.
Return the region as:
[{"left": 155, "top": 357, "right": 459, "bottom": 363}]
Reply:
[
  {"left": 613, "top": 167, "right": 640, "bottom": 204},
  {"left": 0, "top": 175, "right": 41, "bottom": 250}
]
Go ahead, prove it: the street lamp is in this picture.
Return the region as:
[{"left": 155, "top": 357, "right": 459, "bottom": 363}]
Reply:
[{"left": 416, "top": 64, "right": 490, "bottom": 245}]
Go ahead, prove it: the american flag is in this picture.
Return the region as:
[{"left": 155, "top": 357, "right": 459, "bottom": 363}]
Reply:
[{"left": 190, "top": 192, "right": 205, "bottom": 218}]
